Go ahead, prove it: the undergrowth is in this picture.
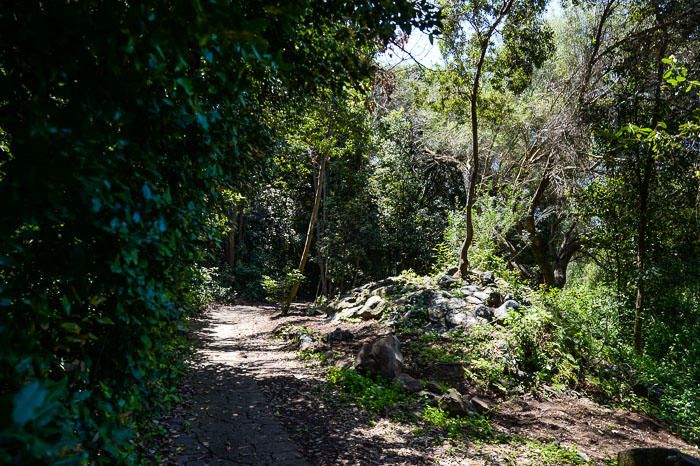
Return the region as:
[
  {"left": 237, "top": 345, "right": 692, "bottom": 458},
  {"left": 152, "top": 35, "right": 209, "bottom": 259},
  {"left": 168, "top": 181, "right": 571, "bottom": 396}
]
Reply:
[{"left": 326, "top": 367, "right": 409, "bottom": 413}]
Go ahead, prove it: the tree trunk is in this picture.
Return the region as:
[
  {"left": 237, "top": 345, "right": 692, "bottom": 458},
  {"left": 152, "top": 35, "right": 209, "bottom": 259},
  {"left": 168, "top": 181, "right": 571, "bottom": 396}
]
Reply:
[
  {"left": 634, "top": 10, "right": 665, "bottom": 353},
  {"left": 225, "top": 206, "right": 239, "bottom": 267},
  {"left": 316, "top": 167, "right": 329, "bottom": 298},
  {"left": 553, "top": 225, "right": 580, "bottom": 288},
  {"left": 524, "top": 157, "right": 555, "bottom": 287},
  {"left": 456, "top": 47, "right": 486, "bottom": 277},
  {"left": 283, "top": 155, "right": 327, "bottom": 314},
  {"left": 455, "top": 1, "right": 514, "bottom": 277}
]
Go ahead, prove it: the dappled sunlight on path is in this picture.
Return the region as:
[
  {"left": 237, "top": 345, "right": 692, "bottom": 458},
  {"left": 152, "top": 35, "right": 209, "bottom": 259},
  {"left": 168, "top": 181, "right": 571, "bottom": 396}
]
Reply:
[{"left": 172, "top": 304, "right": 309, "bottom": 465}]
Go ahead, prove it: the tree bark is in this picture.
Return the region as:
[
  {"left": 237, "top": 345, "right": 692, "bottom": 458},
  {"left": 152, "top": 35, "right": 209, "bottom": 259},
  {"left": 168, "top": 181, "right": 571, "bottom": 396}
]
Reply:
[
  {"left": 524, "top": 161, "right": 555, "bottom": 287},
  {"left": 456, "top": 43, "right": 486, "bottom": 277},
  {"left": 316, "top": 167, "right": 329, "bottom": 298},
  {"left": 283, "top": 155, "right": 327, "bottom": 314},
  {"left": 552, "top": 223, "right": 580, "bottom": 288},
  {"left": 225, "top": 206, "right": 239, "bottom": 267},
  {"left": 456, "top": 0, "right": 514, "bottom": 277},
  {"left": 634, "top": 7, "right": 665, "bottom": 353}
]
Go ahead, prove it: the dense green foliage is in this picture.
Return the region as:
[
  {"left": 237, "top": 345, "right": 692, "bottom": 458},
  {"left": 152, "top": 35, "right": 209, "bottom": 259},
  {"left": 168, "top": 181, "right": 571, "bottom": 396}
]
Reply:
[
  {"left": 1, "top": 0, "right": 699, "bottom": 461},
  {"left": 225, "top": 0, "right": 698, "bottom": 445},
  {"left": 0, "top": 1, "right": 437, "bottom": 462}
]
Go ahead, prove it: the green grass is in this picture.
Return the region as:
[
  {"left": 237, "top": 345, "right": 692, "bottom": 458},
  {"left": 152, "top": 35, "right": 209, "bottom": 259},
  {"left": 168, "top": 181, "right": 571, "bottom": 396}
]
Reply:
[
  {"left": 499, "top": 437, "right": 590, "bottom": 465},
  {"left": 326, "top": 367, "right": 410, "bottom": 413},
  {"left": 420, "top": 406, "right": 494, "bottom": 440},
  {"left": 402, "top": 326, "right": 514, "bottom": 390}
]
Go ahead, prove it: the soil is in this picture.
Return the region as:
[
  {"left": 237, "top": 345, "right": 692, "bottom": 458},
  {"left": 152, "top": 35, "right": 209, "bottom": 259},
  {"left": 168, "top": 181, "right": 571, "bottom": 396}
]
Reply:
[{"left": 161, "top": 303, "right": 698, "bottom": 465}]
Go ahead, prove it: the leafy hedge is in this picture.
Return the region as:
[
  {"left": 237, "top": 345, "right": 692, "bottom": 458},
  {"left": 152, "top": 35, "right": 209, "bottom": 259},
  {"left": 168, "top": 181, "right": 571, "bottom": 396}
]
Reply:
[{"left": 0, "top": 1, "right": 436, "bottom": 462}]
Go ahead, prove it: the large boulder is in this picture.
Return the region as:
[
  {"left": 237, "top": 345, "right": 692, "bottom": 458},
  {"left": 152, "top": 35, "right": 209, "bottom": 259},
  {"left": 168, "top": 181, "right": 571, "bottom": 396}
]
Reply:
[
  {"left": 355, "top": 334, "right": 404, "bottom": 380},
  {"left": 438, "top": 388, "right": 472, "bottom": 416},
  {"left": 493, "top": 299, "right": 519, "bottom": 323},
  {"left": 618, "top": 448, "right": 700, "bottom": 466},
  {"left": 397, "top": 373, "right": 423, "bottom": 393}
]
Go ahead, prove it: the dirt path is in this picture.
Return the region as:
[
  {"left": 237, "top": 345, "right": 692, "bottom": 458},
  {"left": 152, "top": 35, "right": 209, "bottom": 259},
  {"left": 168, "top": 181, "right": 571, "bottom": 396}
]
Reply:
[
  {"left": 164, "top": 303, "right": 699, "bottom": 465},
  {"left": 170, "top": 304, "right": 310, "bottom": 465}
]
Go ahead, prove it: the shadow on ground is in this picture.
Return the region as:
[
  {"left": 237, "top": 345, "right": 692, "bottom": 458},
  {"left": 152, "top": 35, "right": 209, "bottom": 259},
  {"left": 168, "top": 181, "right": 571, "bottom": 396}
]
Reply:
[{"left": 167, "top": 305, "right": 432, "bottom": 465}]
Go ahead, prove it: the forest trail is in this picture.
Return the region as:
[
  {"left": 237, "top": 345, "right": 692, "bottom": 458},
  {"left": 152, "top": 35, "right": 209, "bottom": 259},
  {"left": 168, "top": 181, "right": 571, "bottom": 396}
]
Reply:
[
  {"left": 169, "top": 304, "right": 310, "bottom": 465},
  {"left": 165, "top": 304, "right": 435, "bottom": 465},
  {"left": 163, "top": 304, "right": 698, "bottom": 465}
]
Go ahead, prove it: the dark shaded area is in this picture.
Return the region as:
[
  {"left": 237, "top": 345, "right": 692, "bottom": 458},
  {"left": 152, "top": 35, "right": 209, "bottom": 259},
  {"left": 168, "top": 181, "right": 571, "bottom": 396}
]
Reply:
[
  {"left": 163, "top": 306, "right": 431, "bottom": 465},
  {"left": 171, "top": 364, "right": 307, "bottom": 466}
]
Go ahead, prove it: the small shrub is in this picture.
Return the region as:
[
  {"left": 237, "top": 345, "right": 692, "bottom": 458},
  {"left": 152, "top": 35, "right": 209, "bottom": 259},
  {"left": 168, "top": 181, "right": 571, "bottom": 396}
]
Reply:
[
  {"left": 420, "top": 406, "right": 494, "bottom": 439},
  {"left": 326, "top": 367, "right": 409, "bottom": 413},
  {"left": 261, "top": 269, "right": 305, "bottom": 303},
  {"left": 514, "top": 438, "right": 589, "bottom": 465}
]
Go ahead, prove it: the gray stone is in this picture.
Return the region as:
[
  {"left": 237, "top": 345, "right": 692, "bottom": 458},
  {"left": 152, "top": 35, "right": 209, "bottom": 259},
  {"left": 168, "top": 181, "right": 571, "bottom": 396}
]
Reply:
[
  {"left": 355, "top": 334, "right": 404, "bottom": 380},
  {"left": 466, "top": 295, "right": 483, "bottom": 305},
  {"left": 373, "top": 285, "right": 395, "bottom": 297},
  {"left": 341, "top": 295, "right": 387, "bottom": 320},
  {"left": 397, "top": 373, "right": 423, "bottom": 393},
  {"left": 336, "top": 299, "right": 360, "bottom": 310},
  {"left": 446, "top": 310, "right": 479, "bottom": 328},
  {"left": 474, "top": 304, "right": 495, "bottom": 321},
  {"left": 438, "top": 388, "right": 472, "bottom": 416},
  {"left": 418, "top": 390, "right": 441, "bottom": 404},
  {"left": 336, "top": 304, "right": 363, "bottom": 321},
  {"left": 472, "top": 291, "right": 490, "bottom": 301},
  {"left": 461, "top": 285, "right": 480, "bottom": 293},
  {"left": 493, "top": 299, "right": 519, "bottom": 323},
  {"left": 437, "top": 274, "right": 459, "bottom": 288},
  {"left": 426, "top": 381, "right": 443, "bottom": 394},
  {"left": 618, "top": 448, "right": 700, "bottom": 466},
  {"left": 326, "top": 328, "right": 353, "bottom": 343},
  {"left": 433, "top": 296, "right": 467, "bottom": 312},
  {"left": 428, "top": 305, "right": 446, "bottom": 324},
  {"left": 479, "top": 271, "right": 495, "bottom": 284},
  {"left": 401, "top": 289, "right": 434, "bottom": 306},
  {"left": 360, "top": 295, "right": 384, "bottom": 313},
  {"left": 469, "top": 396, "right": 490, "bottom": 413},
  {"left": 297, "top": 333, "right": 326, "bottom": 352}
]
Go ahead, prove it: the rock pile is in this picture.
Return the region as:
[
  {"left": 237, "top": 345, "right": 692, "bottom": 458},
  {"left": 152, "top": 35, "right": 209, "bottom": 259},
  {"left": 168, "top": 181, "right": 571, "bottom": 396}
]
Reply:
[
  {"left": 355, "top": 334, "right": 490, "bottom": 416},
  {"left": 326, "top": 272, "right": 524, "bottom": 330}
]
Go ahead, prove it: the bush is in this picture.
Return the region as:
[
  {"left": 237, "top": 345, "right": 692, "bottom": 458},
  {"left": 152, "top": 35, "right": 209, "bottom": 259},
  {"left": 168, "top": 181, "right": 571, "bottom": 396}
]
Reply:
[
  {"left": 420, "top": 406, "right": 493, "bottom": 439},
  {"left": 0, "top": 2, "right": 436, "bottom": 461},
  {"left": 326, "top": 367, "right": 409, "bottom": 413},
  {"left": 261, "top": 269, "right": 306, "bottom": 303}
]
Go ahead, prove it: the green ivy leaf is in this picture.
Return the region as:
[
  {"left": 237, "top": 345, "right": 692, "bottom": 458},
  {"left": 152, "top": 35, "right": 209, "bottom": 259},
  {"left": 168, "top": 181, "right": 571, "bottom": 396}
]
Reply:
[
  {"left": 13, "top": 382, "right": 47, "bottom": 426},
  {"left": 61, "top": 323, "right": 81, "bottom": 334}
]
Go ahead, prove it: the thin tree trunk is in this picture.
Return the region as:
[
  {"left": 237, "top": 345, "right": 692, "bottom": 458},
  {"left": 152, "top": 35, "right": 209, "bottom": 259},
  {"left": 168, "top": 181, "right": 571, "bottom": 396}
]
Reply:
[
  {"left": 456, "top": 47, "right": 485, "bottom": 277},
  {"left": 525, "top": 159, "right": 555, "bottom": 287},
  {"left": 634, "top": 154, "right": 651, "bottom": 353},
  {"left": 634, "top": 11, "right": 665, "bottom": 353},
  {"left": 225, "top": 206, "right": 239, "bottom": 267},
  {"left": 552, "top": 223, "right": 580, "bottom": 288},
  {"left": 283, "top": 155, "right": 327, "bottom": 314},
  {"left": 316, "top": 168, "right": 329, "bottom": 298},
  {"left": 456, "top": 1, "right": 514, "bottom": 277}
]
